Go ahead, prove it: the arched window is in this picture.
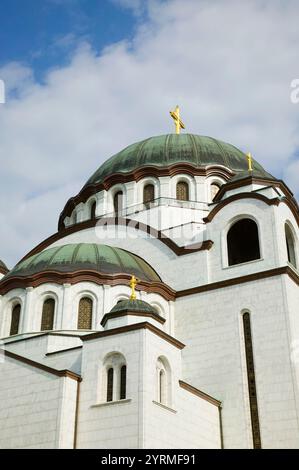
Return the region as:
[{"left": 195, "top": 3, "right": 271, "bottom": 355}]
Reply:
[
  {"left": 103, "top": 353, "right": 127, "bottom": 403},
  {"left": 156, "top": 357, "right": 171, "bottom": 406},
  {"left": 176, "top": 181, "right": 189, "bottom": 201},
  {"left": 41, "top": 298, "right": 55, "bottom": 331},
  {"left": 10, "top": 304, "right": 21, "bottom": 336},
  {"left": 107, "top": 368, "right": 114, "bottom": 402},
  {"left": 143, "top": 184, "right": 155, "bottom": 204},
  {"left": 90, "top": 201, "right": 96, "bottom": 220},
  {"left": 114, "top": 191, "right": 123, "bottom": 215},
  {"left": 210, "top": 182, "right": 221, "bottom": 200},
  {"left": 227, "top": 219, "right": 260, "bottom": 266},
  {"left": 159, "top": 369, "right": 166, "bottom": 404},
  {"left": 243, "top": 312, "right": 262, "bottom": 448},
  {"left": 77, "top": 297, "right": 93, "bottom": 329},
  {"left": 285, "top": 224, "right": 297, "bottom": 268},
  {"left": 120, "top": 365, "right": 127, "bottom": 400}
]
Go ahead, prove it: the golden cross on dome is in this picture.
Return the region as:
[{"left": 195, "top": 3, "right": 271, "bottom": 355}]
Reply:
[
  {"left": 170, "top": 105, "right": 185, "bottom": 135},
  {"left": 129, "top": 275, "right": 138, "bottom": 300},
  {"left": 247, "top": 152, "right": 253, "bottom": 172}
]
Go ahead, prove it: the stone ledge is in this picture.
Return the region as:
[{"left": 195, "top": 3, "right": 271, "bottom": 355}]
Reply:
[
  {"left": 91, "top": 398, "right": 132, "bottom": 408},
  {"left": 152, "top": 400, "right": 177, "bottom": 413}
]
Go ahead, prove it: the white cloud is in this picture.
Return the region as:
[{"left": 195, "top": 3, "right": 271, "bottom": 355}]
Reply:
[
  {"left": 1, "top": 0, "right": 299, "bottom": 267},
  {"left": 110, "top": 0, "right": 145, "bottom": 16}
]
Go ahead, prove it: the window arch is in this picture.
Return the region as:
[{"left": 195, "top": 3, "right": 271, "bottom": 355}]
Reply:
[
  {"left": 77, "top": 297, "right": 93, "bottom": 329},
  {"left": 102, "top": 353, "right": 127, "bottom": 403},
  {"left": 41, "top": 298, "right": 55, "bottom": 331},
  {"left": 285, "top": 223, "right": 297, "bottom": 268},
  {"left": 10, "top": 304, "right": 21, "bottom": 336},
  {"left": 176, "top": 181, "right": 189, "bottom": 201},
  {"left": 143, "top": 184, "right": 155, "bottom": 204},
  {"left": 227, "top": 218, "right": 260, "bottom": 266},
  {"left": 90, "top": 200, "right": 96, "bottom": 220},
  {"left": 156, "top": 357, "right": 171, "bottom": 406},
  {"left": 114, "top": 191, "right": 123, "bottom": 215}
]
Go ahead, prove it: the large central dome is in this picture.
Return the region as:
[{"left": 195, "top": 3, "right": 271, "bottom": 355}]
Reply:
[{"left": 85, "top": 134, "right": 272, "bottom": 186}]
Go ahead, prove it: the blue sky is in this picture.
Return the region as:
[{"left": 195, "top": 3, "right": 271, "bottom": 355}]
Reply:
[
  {"left": 0, "top": 0, "right": 299, "bottom": 267},
  {"left": 0, "top": 0, "right": 138, "bottom": 79}
]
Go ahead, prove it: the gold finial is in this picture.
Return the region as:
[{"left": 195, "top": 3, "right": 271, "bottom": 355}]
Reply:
[
  {"left": 247, "top": 152, "right": 253, "bottom": 172},
  {"left": 129, "top": 275, "right": 138, "bottom": 300},
  {"left": 169, "top": 105, "right": 185, "bottom": 134}
]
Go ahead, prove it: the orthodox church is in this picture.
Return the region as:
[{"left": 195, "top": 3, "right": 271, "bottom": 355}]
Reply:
[{"left": 0, "top": 108, "right": 299, "bottom": 449}]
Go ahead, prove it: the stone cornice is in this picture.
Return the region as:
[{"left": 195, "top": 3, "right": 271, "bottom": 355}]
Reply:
[
  {"left": 81, "top": 321, "right": 185, "bottom": 350},
  {"left": 0, "top": 271, "right": 176, "bottom": 300},
  {"left": 17, "top": 217, "right": 214, "bottom": 265},
  {"left": 213, "top": 175, "right": 294, "bottom": 203},
  {"left": 176, "top": 266, "right": 299, "bottom": 298},
  {"left": 2, "top": 349, "right": 82, "bottom": 382},
  {"left": 1, "top": 266, "right": 298, "bottom": 300},
  {"left": 204, "top": 192, "right": 280, "bottom": 223},
  {"left": 205, "top": 191, "right": 299, "bottom": 226},
  {"left": 179, "top": 380, "right": 221, "bottom": 407},
  {"left": 58, "top": 163, "right": 233, "bottom": 225}
]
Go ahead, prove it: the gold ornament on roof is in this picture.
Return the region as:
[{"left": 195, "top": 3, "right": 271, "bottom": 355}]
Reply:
[
  {"left": 129, "top": 275, "right": 138, "bottom": 300},
  {"left": 247, "top": 152, "right": 253, "bottom": 172},
  {"left": 170, "top": 105, "right": 185, "bottom": 135}
]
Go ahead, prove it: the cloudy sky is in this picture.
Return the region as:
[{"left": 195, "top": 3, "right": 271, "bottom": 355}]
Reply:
[{"left": 0, "top": 0, "right": 299, "bottom": 267}]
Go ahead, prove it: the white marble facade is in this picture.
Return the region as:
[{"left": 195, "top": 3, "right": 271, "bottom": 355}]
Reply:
[{"left": 0, "top": 134, "right": 299, "bottom": 449}]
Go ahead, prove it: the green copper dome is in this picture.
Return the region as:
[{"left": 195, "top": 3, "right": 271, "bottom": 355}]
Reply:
[
  {"left": 85, "top": 134, "right": 273, "bottom": 186},
  {"left": 109, "top": 299, "right": 157, "bottom": 315},
  {"left": 6, "top": 243, "right": 160, "bottom": 282}
]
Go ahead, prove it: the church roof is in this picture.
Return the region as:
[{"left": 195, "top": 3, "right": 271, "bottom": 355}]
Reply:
[
  {"left": 0, "top": 259, "right": 8, "bottom": 274},
  {"left": 85, "top": 133, "right": 273, "bottom": 186},
  {"left": 109, "top": 298, "right": 157, "bottom": 315},
  {"left": 6, "top": 243, "right": 160, "bottom": 282},
  {"left": 228, "top": 169, "right": 276, "bottom": 183}
]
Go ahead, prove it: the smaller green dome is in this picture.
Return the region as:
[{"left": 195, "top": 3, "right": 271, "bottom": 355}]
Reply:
[
  {"left": 7, "top": 243, "right": 160, "bottom": 282},
  {"left": 110, "top": 299, "right": 157, "bottom": 315}
]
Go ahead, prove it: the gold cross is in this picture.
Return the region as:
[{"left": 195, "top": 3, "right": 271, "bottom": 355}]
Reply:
[
  {"left": 247, "top": 152, "right": 253, "bottom": 172},
  {"left": 170, "top": 105, "right": 185, "bottom": 134},
  {"left": 129, "top": 275, "right": 138, "bottom": 300}
]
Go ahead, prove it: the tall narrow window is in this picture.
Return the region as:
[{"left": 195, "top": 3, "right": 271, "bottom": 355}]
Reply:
[
  {"left": 159, "top": 369, "right": 166, "bottom": 404},
  {"left": 107, "top": 368, "right": 114, "bottom": 402},
  {"left": 120, "top": 365, "right": 127, "bottom": 399},
  {"left": 227, "top": 219, "right": 260, "bottom": 266},
  {"left": 143, "top": 184, "right": 155, "bottom": 204},
  {"left": 90, "top": 201, "right": 96, "bottom": 220},
  {"left": 243, "top": 312, "right": 262, "bottom": 449},
  {"left": 285, "top": 224, "right": 297, "bottom": 268},
  {"left": 176, "top": 181, "right": 189, "bottom": 201},
  {"left": 77, "top": 297, "right": 93, "bottom": 329},
  {"left": 41, "top": 298, "right": 55, "bottom": 331},
  {"left": 10, "top": 304, "right": 21, "bottom": 336},
  {"left": 114, "top": 191, "right": 123, "bottom": 215}
]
